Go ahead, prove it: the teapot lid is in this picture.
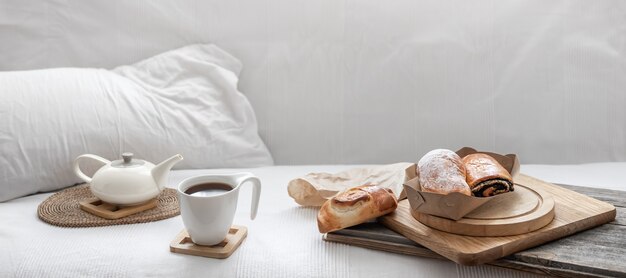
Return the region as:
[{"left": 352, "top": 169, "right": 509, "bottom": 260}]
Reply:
[{"left": 110, "top": 152, "right": 145, "bottom": 168}]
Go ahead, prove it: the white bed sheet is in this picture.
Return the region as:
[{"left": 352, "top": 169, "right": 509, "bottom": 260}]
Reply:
[{"left": 1, "top": 164, "right": 625, "bottom": 278}]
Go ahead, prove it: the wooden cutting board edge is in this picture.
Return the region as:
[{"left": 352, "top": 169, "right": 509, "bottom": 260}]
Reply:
[{"left": 380, "top": 175, "right": 617, "bottom": 266}]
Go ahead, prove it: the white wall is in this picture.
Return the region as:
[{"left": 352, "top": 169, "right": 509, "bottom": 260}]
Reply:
[{"left": 1, "top": 0, "right": 625, "bottom": 164}]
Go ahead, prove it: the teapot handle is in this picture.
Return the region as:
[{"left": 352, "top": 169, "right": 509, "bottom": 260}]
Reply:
[
  {"left": 73, "top": 154, "right": 111, "bottom": 183},
  {"left": 236, "top": 173, "right": 262, "bottom": 220}
]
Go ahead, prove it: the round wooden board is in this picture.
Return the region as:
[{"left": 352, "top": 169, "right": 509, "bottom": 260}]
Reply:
[{"left": 412, "top": 184, "right": 555, "bottom": 236}]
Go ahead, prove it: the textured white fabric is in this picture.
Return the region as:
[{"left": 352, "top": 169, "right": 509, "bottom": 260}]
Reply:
[
  {"left": 0, "top": 44, "right": 273, "bottom": 202},
  {"left": 1, "top": 164, "right": 624, "bottom": 277},
  {"left": 1, "top": 1, "right": 625, "bottom": 164}
]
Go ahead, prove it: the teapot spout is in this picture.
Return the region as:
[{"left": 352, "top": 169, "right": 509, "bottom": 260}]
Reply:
[{"left": 152, "top": 154, "right": 184, "bottom": 191}]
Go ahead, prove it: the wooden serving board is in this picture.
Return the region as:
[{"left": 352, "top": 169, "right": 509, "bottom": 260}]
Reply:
[
  {"left": 324, "top": 184, "right": 626, "bottom": 277},
  {"left": 380, "top": 174, "right": 616, "bottom": 266},
  {"left": 414, "top": 184, "right": 555, "bottom": 236}
]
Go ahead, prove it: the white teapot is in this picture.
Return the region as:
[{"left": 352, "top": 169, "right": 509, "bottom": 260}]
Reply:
[{"left": 73, "top": 152, "right": 183, "bottom": 205}]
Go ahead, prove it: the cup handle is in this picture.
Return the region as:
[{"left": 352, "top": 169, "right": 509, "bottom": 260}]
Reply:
[{"left": 237, "top": 173, "right": 262, "bottom": 220}]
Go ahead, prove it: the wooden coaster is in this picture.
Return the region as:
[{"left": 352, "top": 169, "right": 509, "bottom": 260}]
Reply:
[
  {"left": 79, "top": 198, "right": 158, "bottom": 220},
  {"left": 169, "top": 225, "right": 247, "bottom": 259}
]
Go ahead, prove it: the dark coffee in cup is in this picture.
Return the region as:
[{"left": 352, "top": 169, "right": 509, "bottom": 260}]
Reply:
[{"left": 184, "top": 182, "right": 232, "bottom": 197}]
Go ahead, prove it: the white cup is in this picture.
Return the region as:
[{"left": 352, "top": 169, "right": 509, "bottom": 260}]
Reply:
[{"left": 177, "top": 172, "right": 261, "bottom": 246}]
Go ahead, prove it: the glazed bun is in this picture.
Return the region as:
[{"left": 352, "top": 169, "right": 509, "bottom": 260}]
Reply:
[{"left": 317, "top": 185, "right": 398, "bottom": 233}]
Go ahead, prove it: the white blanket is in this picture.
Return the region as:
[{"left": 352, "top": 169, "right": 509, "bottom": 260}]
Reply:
[{"left": 1, "top": 164, "right": 624, "bottom": 277}]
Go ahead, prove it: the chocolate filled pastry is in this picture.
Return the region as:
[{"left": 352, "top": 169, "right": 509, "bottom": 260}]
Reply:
[
  {"left": 418, "top": 149, "right": 471, "bottom": 196},
  {"left": 462, "top": 153, "right": 514, "bottom": 197},
  {"left": 317, "top": 185, "right": 398, "bottom": 233}
]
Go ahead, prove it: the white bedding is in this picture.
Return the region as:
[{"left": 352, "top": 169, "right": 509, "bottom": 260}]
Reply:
[
  {"left": 0, "top": 44, "right": 273, "bottom": 202},
  {"left": 1, "top": 164, "right": 624, "bottom": 278}
]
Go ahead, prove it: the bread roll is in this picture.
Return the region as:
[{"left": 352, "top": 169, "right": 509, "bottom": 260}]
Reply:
[
  {"left": 418, "top": 149, "right": 471, "bottom": 196},
  {"left": 317, "top": 185, "right": 398, "bottom": 233},
  {"left": 462, "top": 153, "right": 514, "bottom": 197}
]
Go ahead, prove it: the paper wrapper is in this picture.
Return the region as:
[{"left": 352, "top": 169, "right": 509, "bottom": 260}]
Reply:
[
  {"left": 404, "top": 147, "right": 520, "bottom": 220},
  {"left": 288, "top": 163, "right": 417, "bottom": 206}
]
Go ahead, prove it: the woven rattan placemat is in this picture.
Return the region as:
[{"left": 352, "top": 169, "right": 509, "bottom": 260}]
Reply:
[{"left": 38, "top": 185, "right": 179, "bottom": 227}]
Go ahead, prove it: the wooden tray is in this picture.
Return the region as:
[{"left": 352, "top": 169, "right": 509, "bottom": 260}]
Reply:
[
  {"left": 414, "top": 183, "right": 555, "bottom": 236},
  {"left": 380, "top": 174, "right": 616, "bottom": 266},
  {"left": 170, "top": 225, "right": 247, "bottom": 259}
]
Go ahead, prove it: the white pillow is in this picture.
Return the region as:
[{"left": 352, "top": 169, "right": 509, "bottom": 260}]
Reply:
[{"left": 0, "top": 44, "right": 273, "bottom": 202}]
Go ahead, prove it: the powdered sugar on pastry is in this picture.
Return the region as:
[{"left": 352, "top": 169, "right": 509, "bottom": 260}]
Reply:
[{"left": 418, "top": 149, "right": 471, "bottom": 196}]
